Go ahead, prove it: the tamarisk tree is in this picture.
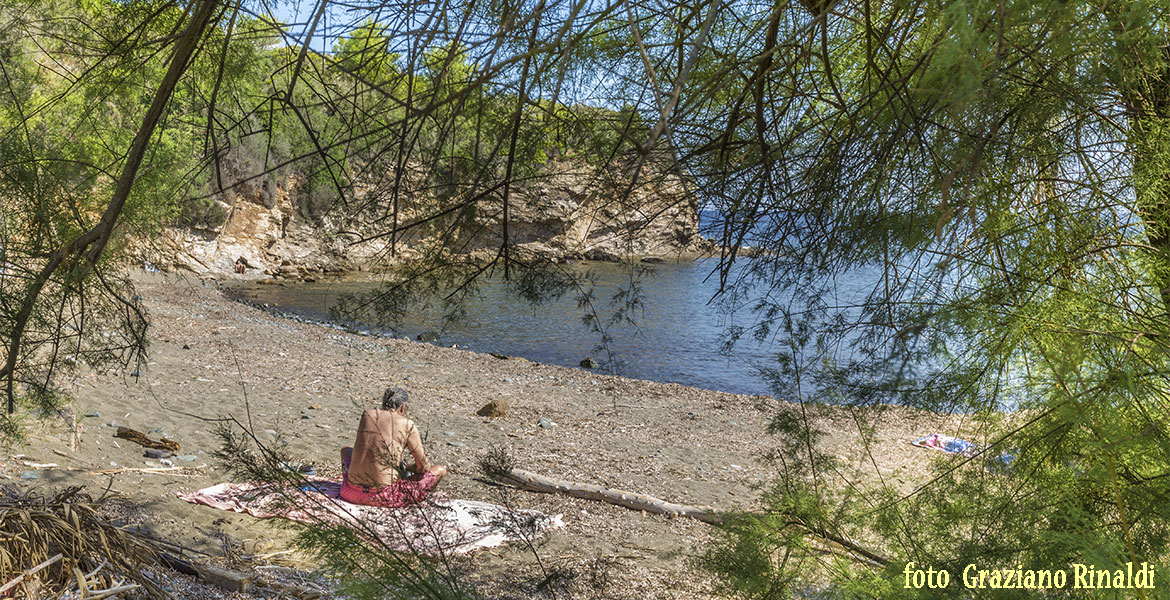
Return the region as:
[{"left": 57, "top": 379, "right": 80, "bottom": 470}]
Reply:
[{"left": 682, "top": 0, "right": 1170, "bottom": 597}]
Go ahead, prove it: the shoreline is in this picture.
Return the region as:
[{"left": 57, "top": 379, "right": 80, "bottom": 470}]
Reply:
[{"left": 2, "top": 271, "right": 969, "bottom": 599}]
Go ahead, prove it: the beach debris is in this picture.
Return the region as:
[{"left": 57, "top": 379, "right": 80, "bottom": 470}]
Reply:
[
  {"left": 307, "top": 403, "right": 321, "bottom": 410},
  {"left": 476, "top": 399, "right": 510, "bottom": 418},
  {"left": 84, "top": 411, "right": 100, "bottom": 418},
  {"left": 176, "top": 455, "right": 198, "bottom": 462},
  {"left": 490, "top": 352, "right": 509, "bottom": 359},
  {"left": 488, "top": 464, "right": 724, "bottom": 525},
  {"left": 144, "top": 449, "right": 173, "bottom": 459},
  {"left": 182, "top": 343, "right": 191, "bottom": 350},
  {"left": 447, "top": 441, "right": 465, "bottom": 447},
  {"left": 0, "top": 487, "right": 166, "bottom": 597},
  {"left": 19, "top": 471, "right": 38, "bottom": 480},
  {"left": 160, "top": 459, "right": 174, "bottom": 467},
  {"left": 538, "top": 417, "right": 556, "bottom": 429},
  {"left": 114, "top": 426, "right": 181, "bottom": 452},
  {"left": 579, "top": 357, "right": 598, "bottom": 369},
  {"left": 160, "top": 553, "right": 253, "bottom": 593},
  {"left": 148, "top": 426, "right": 164, "bottom": 434},
  {"left": 86, "top": 466, "right": 192, "bottom": 475}
]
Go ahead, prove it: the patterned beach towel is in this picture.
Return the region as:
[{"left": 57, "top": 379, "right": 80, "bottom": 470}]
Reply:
[
  {"left": 179, "top": 480, "right": 563, "bottom": 556},
  {"left": 911, "top": 433, "right": 978, "bottom": 456},
  {"left": 912, "top": 433, "right": 1017, "bottom": 467}
]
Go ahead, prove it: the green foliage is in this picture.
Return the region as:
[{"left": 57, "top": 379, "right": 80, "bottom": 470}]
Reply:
[
  {"left": 682, "top": 0, "right": 1170, "bottom": 597},
  {"left": 177, "top": 198, "right": 229, "bottom": 230}
]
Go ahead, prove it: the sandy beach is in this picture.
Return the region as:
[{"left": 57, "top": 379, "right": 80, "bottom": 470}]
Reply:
[{"left": 1, "top": 271, "right": 971, "bottom": 599}]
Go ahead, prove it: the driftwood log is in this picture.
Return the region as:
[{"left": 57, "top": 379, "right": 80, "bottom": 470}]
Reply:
[
  {"left": 114, "top": 426, "right": 180, "bottom": 452},
  {"left": 497, "top": 468, "right": 723, "bottom": 524},
  {"left": 159, "top": 554, "right": 252, "bottom": 593}
]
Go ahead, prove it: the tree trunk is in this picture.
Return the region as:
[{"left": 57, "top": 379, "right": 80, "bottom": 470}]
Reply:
[{"left": 497, "top": 467, "right": 723, "bottom": 524}]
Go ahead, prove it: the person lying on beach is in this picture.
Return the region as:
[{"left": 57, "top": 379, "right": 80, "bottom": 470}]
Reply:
[{"left": 340, "top": 386, "right": 448, "bottom": 507}]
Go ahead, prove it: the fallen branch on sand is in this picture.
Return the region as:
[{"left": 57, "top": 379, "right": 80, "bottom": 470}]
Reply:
[
  {"left": 494, "top": 467, "right": 724, "bottom": 524},
  {"left": 113, "top": 426, "right": 180, "bottom": 452},
  {"left": 85, "top": 466, "right": 197, "bottom": 475},
  {"left": 159, "top": 553, "right": 253, "bottom": 593}
]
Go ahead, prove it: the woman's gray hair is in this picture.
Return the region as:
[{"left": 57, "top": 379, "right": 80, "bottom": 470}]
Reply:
[{"left": 381, "top": 386, "right": 409, "bottom": 410}]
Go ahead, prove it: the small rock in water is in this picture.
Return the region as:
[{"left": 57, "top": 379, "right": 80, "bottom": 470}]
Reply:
[
  {"left": 538, "top": 417, "right": 556, "bottom": 429},
  {"left": 84, "top": 411, "right": 100, "bottom": 418},
  {"left": 416, "top": 331, "right": 440, "bottom": 342},
  {"left": 476, "top": 399, "right": 510, "bottom": 418},
  {"left": 144, "top": 449, "right": 173, "bottom": 459},
  {"left": 447, "top": 441, "right": 465, "bottom": 447},
  {"left": 579, "top": 357, "right": 598, "bottom": 369},
  {"left": 20, "top": 471, "right": 38, "bottom": 480},
  {"left": 490, "top": 352, "right": 509, "bottom": 359}
]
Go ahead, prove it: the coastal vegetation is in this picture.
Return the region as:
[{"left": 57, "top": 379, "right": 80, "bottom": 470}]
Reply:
[{"left": 3, "top": 0, "right": 1170, "bottom": 598}]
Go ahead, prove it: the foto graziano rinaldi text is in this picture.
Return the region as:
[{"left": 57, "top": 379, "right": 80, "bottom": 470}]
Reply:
[{"left": 902, "top": 561, "right": 1157, "bottom": 590}]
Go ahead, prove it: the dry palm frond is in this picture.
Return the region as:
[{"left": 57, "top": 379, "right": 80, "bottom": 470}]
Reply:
[{"left": 0, "top": 485, "right": 164, "bottom": 598}]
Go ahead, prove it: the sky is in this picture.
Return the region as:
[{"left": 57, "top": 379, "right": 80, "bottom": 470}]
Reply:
[{"left": 248, "top": 0, "right": 356, "bottom": 52}]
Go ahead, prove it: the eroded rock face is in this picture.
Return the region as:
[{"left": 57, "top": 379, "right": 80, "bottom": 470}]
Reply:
[
  {"left": 129, "top": 158, "right": 706, "bottom": 277},
  {"left": 130, "top": 174, "right": 387, "bottom": 278},
  {"left": 458, "top": 160, "right": 706, "bottom": 260}
]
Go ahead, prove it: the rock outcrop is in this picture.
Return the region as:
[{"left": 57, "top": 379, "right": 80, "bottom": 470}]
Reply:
[
  {"left": 457, "top": 159, "right": 708, "bottom": 260},
  {"left": 129, "top": 158, "right": 708, "bottom": 278}
]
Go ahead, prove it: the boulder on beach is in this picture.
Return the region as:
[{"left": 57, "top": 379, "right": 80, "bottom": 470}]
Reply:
[{"left": 477, "top": 399, "right": 510, "bottom": 418}]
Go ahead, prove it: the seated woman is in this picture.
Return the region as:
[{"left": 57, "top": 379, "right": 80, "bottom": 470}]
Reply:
[{"left": 340, "top": 386, "right": 447, "bottom": 507}]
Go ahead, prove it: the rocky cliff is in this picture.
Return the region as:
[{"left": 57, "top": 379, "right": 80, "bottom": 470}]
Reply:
[{"left": 131, "top": 159, "right": 709, "bottom": 279}]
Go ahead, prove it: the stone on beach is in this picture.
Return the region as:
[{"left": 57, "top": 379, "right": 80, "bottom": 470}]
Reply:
[{"left": 477, "top": 399, "right": 510, "bottom": 418}]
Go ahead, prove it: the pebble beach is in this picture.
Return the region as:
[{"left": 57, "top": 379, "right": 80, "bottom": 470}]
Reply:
[{"left": 1, "top": 270, "right": 972, "bottom": 599}]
